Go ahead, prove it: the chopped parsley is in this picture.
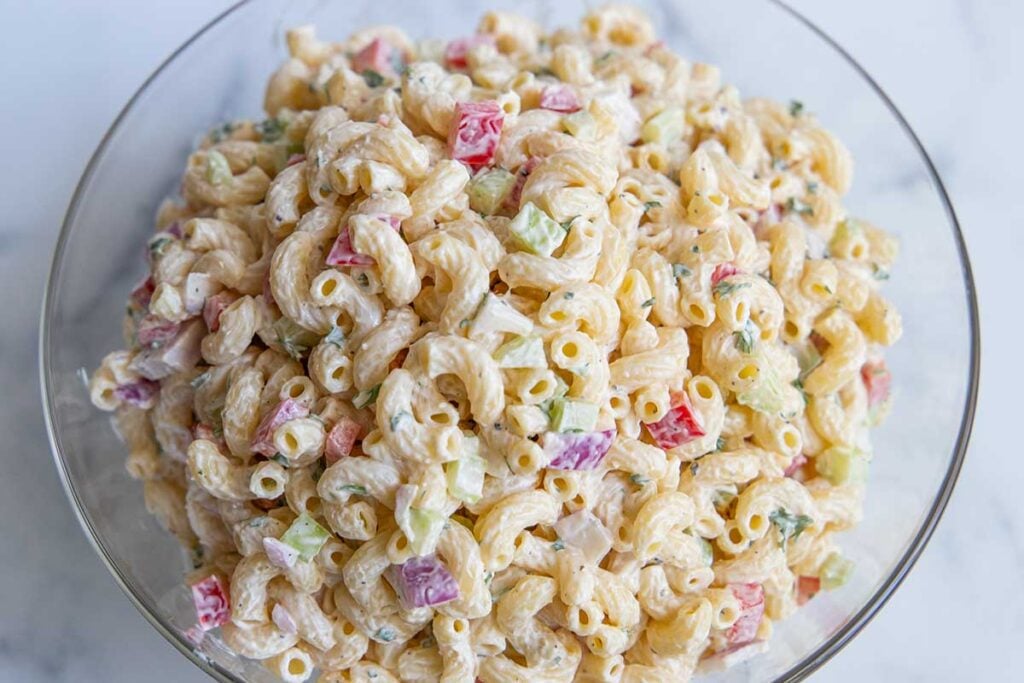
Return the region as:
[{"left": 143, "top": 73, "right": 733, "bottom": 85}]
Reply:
[
  {"left": 785, "top": 197, "right": 814, "bottom": 216},
  {"left": 190, "top": 372, "right": 210, "bottom": 390},
  {"left": 871, "top": 263, "right": 890, "bottom": 281},
  {"left": 255, "top": 117, "right": 287, "bottom": 142},
  {"left": 563, "top": 291, "right": 575, "bottom": 300},
  {"left": 630, "top": 473, "right": 650, "bottom": 486},
  {"left": 270, "top": 454, "right": 289, "bottom": 467},
  {"left": 353, "top": 384, "right": 381, "bottom": 409},
  {"left": 716, "top": 436, "right": 726, "bottom": 451},
  {"left": 672, "top": 263, "right": 692, "bottom": 279},
  {"left": 712, "top": 281, "right": 750, "bottom": 298},
  {"left": 148, "top": 236, "right": 172, "bottom": 260},
  {"left": 733, "top": 319, "right": 757, "bottom": 354},
  {"left": 560, "top": 216, "right": 578, "bottom": 232},
  {"left": 362, "top": 70, "right": 385, "bottom": 87},
  {"left": 807, "top": 181, "right": 820, "bottom": 195},
  {"left": 552, "top": 539, "right": 566, "bottom": 551},
  {"left": 789, "top": 100, "right": 805, "bottom": 117},
  {"left": 373, "top": 627, "right": 396, "bottom": 643},
  {"left": 389, "top": 411, "right": 411, "bottom": 432},
  {"left": 769, "top": 508, "right": 813, "bottom": 549},
  {"left": 323, "top": 325, "right": 345, "bottom": 348},
  {"left": 338, "top": 484, "right": 368, "bottom": 495},
  {"left": 641, "top": 297, "right": 656, "bottom": 308},
  {"left": 643, "top": 200, "right": 662, "bottom": 213},
  {"left": 595, "top": 51, "right": 616, "bottom": 66}
]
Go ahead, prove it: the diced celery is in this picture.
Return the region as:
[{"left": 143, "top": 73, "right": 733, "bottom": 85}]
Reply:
[
  {"left": 205, "top": 150, "right": 233, "bottom": 185},
  {"left": 406, "top": 508, "right": 447, "bottom": 556},
  {"left": 468, "top": 168, "right": 516, "bottom": 216},
  {"left": 641, "top": 107, "right": 684, "bottom": 145},
  {"left": 494, "top": 335, "right": 546, "bottom": 369},
  {"left": 819, "top": 552, "right": 855, "bottom": 590},
  {"left": 469, "top": 293, "right": 534, "bottom": 339},
  {"left": 445, "top": 453, "right": 487, "bottom": 503},
  {"left": 563, "top": 110, "right": 597, "bottom": 140},
  {"left": 508, "top": 202, "right": 567, "bottom": 257},
  {"left": 736, "top": 362, "right": 785, "bottom": 416},
  {"left": 549, "top": 397, "right": 599, "bottom": 433},
  {"left": 816, "top": 446, "right": 869, "bottom": 485},
  {"left": 271, "top": 317, "right": 321, "bottom": 361},
  {"left": 829, "top": 219, "right": 863, "bottom": 252},
  {"left": 280, "top": 512, "right": 331, "bottom": 561}
]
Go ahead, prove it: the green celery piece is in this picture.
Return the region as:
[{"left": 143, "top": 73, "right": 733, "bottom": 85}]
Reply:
[
  {"left": 508, "top": 202, "right": 567, "bottom": 257},
  {"left": 470, "top": 294, "right": 534, "bottom": 338},
  {"left": 563, "top": 110, "right": 597, "bottom": 140},
  {"left": 469, "top": 169, "right": 517, "bottom": 215},
  {"left": 445, "top": 453, "right": 487, "bottom": 503},
  {"left": 829, "top": 219, "right": 863, "bottom": 251},
  {"left": 820, "top": 552, "right": 855, "bottom": 590},
  {"left": 280, "top": 512, "right": 331, "bottom": 561},
  {"left": 737, "top": 361, "right": 785, "bottom": 416},
  {"left": 641, "top": 107, "right": 684, "bottom": 145},
  {"left": 816, "top": 446, "right": 869, "bottom": 486},
  {"left": 494, "top": 335, "right": 547, "bottom": 369},
  {"left": 205, "top": 150, "right": 233, "bottom": 185},
  {"left": 549, "top": 397, "right": 599, "bottom": 433},
  {"left": 271, "top": 317, "right": 320, "bottom": 361},
  {"left": 406, "top": 508, "right": 446, "bottom": 556}
]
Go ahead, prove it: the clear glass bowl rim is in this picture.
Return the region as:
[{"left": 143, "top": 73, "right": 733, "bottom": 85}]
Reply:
[{"left": 39, "top": 1, "right": 980, "bottom": 680}]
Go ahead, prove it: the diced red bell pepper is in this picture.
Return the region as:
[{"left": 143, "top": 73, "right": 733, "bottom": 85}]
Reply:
[
  {"left": 325, "top": 215, "right": 401, "bottom": 268},
  {"left": 539, "top": 85, "right": 581, "bottom": 113},
  {"left": 129, "top": 276, "right": 155, "bottom": 311},
  {"left": 352, "top": 38, "right": 400, "bottom": 76},
  {"left": 444, "top": 35, "right": 496, "bottom": 69},
  {"left": 726, "top": 582, "right": 765, "bottom": 646},
  {"left": 190, "top": 574, "right": 231, "bottom": 631},
  {"left": 711, "top": 263, "right": 740, "bottom": 286},
  {"left": 644, "top": 392, "right": 706, "bottom": 449},
  {"left": 796, "top": 575, "right": 820, "bottom": 606},
  {"left": 325, "top": 417, "right": 362, "bottom": 465},
  {"left": 784, "top": 454, "right": 807, "bottom": 478},
  {"left": 114, "top": 378, "right": 160, "bottom": 409},
  {"left": 861, "top": 360, "right": 891, "bottom": 409},
  {"left": 203, "top": 291, "right": 239, "bottom": 333},
  {"left": 448, "top": 101, "right": 504, "bottom": 170},
  {"left": 251, "top": 399, "right": 310, "bottom": 457},
  {"left": 507, "top": 156, "right": 541, "bottom": 210},
  {"left": 137, "top": 315, "right": 181, "bottom": 348}
]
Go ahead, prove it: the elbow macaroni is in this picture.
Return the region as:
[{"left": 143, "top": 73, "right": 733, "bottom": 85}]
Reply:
[{"left": 90, "top": 6, "right": 901, "bottom": 680}]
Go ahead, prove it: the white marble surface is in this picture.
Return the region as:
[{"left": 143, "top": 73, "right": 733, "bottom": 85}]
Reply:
[{"left": 1, "top": 0, "right": 1020, "bottom": 680}]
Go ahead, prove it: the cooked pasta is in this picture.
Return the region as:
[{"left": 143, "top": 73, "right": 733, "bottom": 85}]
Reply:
[{"left": 91, "top": 5, "right": 900, "bottom": 681}]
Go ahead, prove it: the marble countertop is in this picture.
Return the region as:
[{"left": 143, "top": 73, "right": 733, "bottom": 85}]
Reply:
[{"left": 1, "top": 0, "right": 1019, "bottom": 680}]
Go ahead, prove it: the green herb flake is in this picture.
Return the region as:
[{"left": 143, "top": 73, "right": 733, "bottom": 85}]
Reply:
[
  {"left": 148, "top": 236, "right": 172, "bottom": 260},
  {"left": 807, "top": 181, "right": 820, "bottom": 195},
  {"left": 733, "top": 319, "right": 757, "bottom": 354},
  {"left": 712, "top": 281, "right": 751, "bottom": 298},
  {"left": 769, "top": 508, "right": 813, "bottom": 549},
  {"left": 643, "top": 200, "right": 662, "bottom": 213},
  {"left": 362, "top": 70, "right": 385, "bottom": 87},
  {"left": 559, "top": 216, "right": 578, "bottom": 233},
  {"left": 373, "top": 627, "right": 396, "bottom": 643},
  {"left": 389, "top": 411, "right": 411, "bottom": 432},
  {"left": 672, "top": 263, "right": 692, "bottom": 279},
  {"left": 641, "top": 297, "right": 656, "bottom": 308},
  {"left": 872, "top": 263, "right": 890, "bottom": 281},
  {"left": 595, "top": 51, "right": 616, "bottom": 66},
  {"left": 552, "top": 539, "right": 566, "bottom": 551},
  {"left": 323, "top": 325, "right": 345, "bottom": 348},
  {"left": 339, "top": 483, "right": 368, "bottom": 495},
  {"left": 190, "top": 372, "right": 210, "bottom": 390},
  {"left": 270, "top": 454, "right": 289, "bottom": 467},
  {"left": 353, "top": 384, "right": 381, "bottom": 409},
  {"left": 785, "top": 197, "right": 814, "bottom": 216},
  {"left": 716, "top": 436, "right": 726, "bottom": 451},
  {"left": 630, "top": 473, "right": 650, "bottom": 486},
  {"left": 789, "top": 100, "right": 805, "bottom": 117},
  {"left": 255, "top": 117, "right": 287, "bottom": 143},
  {"left": 689, "top": 461, "right": 699, "bottom": 476},
  {"left": 563, "top": 291, "right": 575, "bottom": 300},
  {"left": 691, "top": 245, "right": 700, "bottom": 253}
]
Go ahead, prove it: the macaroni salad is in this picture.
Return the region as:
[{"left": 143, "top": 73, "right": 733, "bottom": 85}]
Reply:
[{"left": 90, "top": 5, "right": 902, "bottom": 681}]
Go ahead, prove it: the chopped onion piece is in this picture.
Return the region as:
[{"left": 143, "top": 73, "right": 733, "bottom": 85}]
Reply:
[
  {"left": 554, "top": 510, "right": 612, "bottom": 564},
  {"left": 543, "top": 429, "right": 615, "bottom": 470},
  {"left": 385, "top": 555, "right": 460, "bottom": 609},
  {"left": 263, "top": 536, "right": 300, "bottom": 569}
]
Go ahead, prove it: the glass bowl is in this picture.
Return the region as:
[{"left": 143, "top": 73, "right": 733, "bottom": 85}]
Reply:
[{"left": 40, "top": 0, "right": 979, "bottom": 680}]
